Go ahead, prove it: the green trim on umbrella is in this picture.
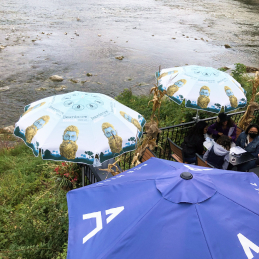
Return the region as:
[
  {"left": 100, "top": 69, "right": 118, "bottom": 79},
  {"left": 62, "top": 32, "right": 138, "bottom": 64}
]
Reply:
[
  {"left": 14, "top": 126, "right": 39, "bottom": 156},
  {"left": 42, "top": 150, "right": 94, "bottom": 164},
  {"left": 185, "top": 100, "right": 221, "bottom": 113},
  {"left": 225, "top": 102, "right": 247, "bottom": 113}
]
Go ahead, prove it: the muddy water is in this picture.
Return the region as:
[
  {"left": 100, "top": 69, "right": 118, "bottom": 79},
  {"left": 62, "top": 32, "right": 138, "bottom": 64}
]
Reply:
[{"left": 0, "top": 0, "right": 258, "bottom": 127}]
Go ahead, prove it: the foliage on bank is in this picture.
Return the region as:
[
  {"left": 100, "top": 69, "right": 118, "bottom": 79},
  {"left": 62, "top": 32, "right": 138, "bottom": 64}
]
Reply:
[{"left": 0, "top": 144, "right": 75, "bottom": 259}]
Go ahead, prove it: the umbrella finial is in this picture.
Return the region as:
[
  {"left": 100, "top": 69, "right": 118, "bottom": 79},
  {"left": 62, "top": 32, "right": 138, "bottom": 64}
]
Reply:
[{"left": 180, "top": 172, "right": 193, "bottom": 180}]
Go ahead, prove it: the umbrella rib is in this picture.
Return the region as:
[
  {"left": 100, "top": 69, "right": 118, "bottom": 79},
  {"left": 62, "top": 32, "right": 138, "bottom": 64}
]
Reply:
[
  {"left": 116, "top": 109, "right": 142, "bottom": 138},
  {"left": 217, "top": 192, "right": 259, "bottom": 217},
  {"left": 97, "top": 197, "right": 163, "bottom": 259},
  {"left": 194, "top": 205, "right": 214, "bottom": 259},
  {"left": 89, "top": 113, "right": 99, "bottom": 157},
  {"left": 85, "top": 178, "right": 163, "bottom": 190}
]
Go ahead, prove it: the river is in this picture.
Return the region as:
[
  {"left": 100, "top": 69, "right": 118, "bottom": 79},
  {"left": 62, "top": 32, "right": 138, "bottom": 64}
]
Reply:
[{"left": 0, "top": 0, "right": 259, "bottom": 127}]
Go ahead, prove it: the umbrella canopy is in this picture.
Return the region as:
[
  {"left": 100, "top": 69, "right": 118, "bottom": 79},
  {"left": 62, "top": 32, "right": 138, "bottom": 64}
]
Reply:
[
  {"left": 67, "top": 158, "right": 259, "bottom": 259},
  {"left": 156, "top": 65, "right": 247, "bottom": 113},
  {"left": 14, "top": 91, "right": 146, "bottom": 165}
]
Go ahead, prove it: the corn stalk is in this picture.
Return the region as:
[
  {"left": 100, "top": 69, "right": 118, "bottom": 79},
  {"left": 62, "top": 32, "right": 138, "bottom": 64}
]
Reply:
[{"left": 238, "top": 71, "right": 259, "bottom": 130}]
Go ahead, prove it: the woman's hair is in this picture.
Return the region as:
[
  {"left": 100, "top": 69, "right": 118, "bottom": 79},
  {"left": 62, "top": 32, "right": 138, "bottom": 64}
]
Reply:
[
  {"left": 245, "top": 124, "right": 259, "bottom": 135},
  {"left": 187, "top": 121, "right": 208, "bottom": 137},
  {"left": 216, "top": 112, "right": 235, "bottom": 128},
  {"left": 216, "top": 135, "right": 231, "bottom": 151}
]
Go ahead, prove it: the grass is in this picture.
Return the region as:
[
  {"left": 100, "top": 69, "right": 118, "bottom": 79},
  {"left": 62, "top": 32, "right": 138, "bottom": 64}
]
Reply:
[
  {"left": 116, "top": 88, "right": 219, "bottom": 126},
  {"left": 0, "top": 144, "right": 68, "bottom": 259},
  {"left": 0, "top": 63, "right": 258, "bottom": 258}
]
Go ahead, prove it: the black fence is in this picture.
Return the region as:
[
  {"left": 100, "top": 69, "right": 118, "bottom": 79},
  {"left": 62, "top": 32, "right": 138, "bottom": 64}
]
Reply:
[
  {"left": 118, "top": 109, "right": 259, "bottom": 170},
  {"left": 80, "top": 164, "right": 99, "bottom": 185}
]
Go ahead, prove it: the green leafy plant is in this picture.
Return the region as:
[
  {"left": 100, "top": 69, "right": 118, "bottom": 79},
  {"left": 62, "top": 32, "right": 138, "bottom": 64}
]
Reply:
[
  {"left": 231, "top": 63, "right": 257, "bottom": 103},
  {"left": 54, "top": 162, "right": 80, "bottom": 191},
  {"left": 231, "top": 63, "right": 246, "bottom": 81}
]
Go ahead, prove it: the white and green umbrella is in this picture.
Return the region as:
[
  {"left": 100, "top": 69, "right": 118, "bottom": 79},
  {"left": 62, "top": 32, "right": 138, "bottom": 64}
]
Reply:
[
  {"left": 14, "top": 91, "right": 146, "bottom": 165},
  {"left": 156, "top": 65, "right": 247, "bottom": 114}
]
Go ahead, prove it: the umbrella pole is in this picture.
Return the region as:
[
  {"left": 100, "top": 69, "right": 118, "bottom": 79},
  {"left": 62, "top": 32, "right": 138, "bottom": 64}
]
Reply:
[{"left": 193, "top": 110, "right": 200, "bottom": 122}]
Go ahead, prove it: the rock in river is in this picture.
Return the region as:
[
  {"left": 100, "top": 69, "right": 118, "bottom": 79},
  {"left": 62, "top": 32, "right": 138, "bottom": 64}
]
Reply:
[
  {"left": 0, "top": 86, "right": 10, "bottom": 92},
  {"left": 55, "top": 85, "right": 66, "bottom": 91},
  {"left": 3, "top": 125, "right": 15, "bottom": 133},
  {"left": 115, "top": 56, "right": 124, "bottom": 60},
  {"left": 49, "top": 75, "right": 64, "bottom": 82}
]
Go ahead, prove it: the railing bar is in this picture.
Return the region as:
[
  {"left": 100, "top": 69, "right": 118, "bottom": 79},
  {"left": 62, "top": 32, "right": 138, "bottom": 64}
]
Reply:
[
  {"left": 129, "top": 151, "right": 132, "bottom": 169},
  {"left": 124, "top": 153, "right": 126, "bottom": 170},
  {"left": 160, "top": 131, "right": 166, "bottom": 158}
]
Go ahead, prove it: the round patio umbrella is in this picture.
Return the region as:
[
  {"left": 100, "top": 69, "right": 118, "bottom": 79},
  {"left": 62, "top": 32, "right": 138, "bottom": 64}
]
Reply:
[
  {"left": 67, "top": 158, "right": 259, "bottom": 259},
  {"left": 14, "top": 91, "right": 146, "bottom": 165},
  {"left": 156, "top": 65, "right": 247, "bottom": 114}
]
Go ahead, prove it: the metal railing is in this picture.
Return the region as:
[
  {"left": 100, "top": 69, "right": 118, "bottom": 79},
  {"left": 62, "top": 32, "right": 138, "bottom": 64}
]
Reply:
[
  {"left": 80, "top": 164, "right": 100, "bottom": 185},
  {"left": 118, "top": 109, "right": 259, "bottom": 170}
]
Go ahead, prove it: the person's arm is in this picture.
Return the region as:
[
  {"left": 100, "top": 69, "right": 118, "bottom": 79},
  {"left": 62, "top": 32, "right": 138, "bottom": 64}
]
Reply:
[
  {"left": 230, "top": 125, "right": 237, "bottom": 142},
  {"left": 235, "top": 133, "right": 242, "bottom": 147},
  {"left": 203, "top": 146, "right": 212, "bottom": 161},
  {"left": 207, "top": 123, "right": 221, "bottom": 136},
  {"left": 251, "top": 143, "right": 259, "bottom": 158},
  {"left": 256, "top": 154, "right": 259, "bottom": 167},
  {"left": 197, "top": 138, "right": 206, "bottom": 155},
  {"left": 222, "top": 160, "right": 229, "bottom": 170},
  {"left": 222, "top": 154, "right": 229, "bottom": 170}
]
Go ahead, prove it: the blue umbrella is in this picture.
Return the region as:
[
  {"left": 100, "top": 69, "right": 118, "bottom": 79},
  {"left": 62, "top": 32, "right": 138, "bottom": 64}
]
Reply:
[{"left": 67, "top": 158, "right": 259, "bottom": 259}]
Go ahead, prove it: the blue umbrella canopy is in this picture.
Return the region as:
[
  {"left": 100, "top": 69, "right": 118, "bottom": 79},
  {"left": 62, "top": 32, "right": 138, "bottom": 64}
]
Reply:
[
  {"left": 67, "top": 158, "right": 259, "bottom": 259},
  {"left": 14, "top": 91, "right": 146, "bottom": 165},
  {"left": 156, "top": 65, "right": 247, "bottom": 114}
]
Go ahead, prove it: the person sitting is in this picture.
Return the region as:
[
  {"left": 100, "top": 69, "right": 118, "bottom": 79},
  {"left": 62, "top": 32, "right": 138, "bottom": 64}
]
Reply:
[
  {"left": 203, "top": 135, "right": 231, "bottom": 169},
  {"left": 181, "top": 121, "right": 208, "bottom": 164},
  {"left": 236, "top": 124, "right": 259, "bottom": 171},
  {"left": 207, "top": 112, "right": 237, "bottom": 142}
]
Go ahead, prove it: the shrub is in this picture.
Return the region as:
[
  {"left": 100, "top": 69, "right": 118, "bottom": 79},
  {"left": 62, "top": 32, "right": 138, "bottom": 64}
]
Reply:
[
  {"left": 0, "top": 146, "right": 68, "bottom": 259},
  {"left": 54, "top": 162, "right": 81, "bottom": 191}
]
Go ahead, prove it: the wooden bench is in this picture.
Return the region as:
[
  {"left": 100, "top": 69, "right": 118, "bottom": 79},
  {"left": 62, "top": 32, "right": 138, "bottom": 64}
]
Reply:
[
  {"left": 168, "top": 138, "right": 184, "bottom": 163},
  {"left": 140, "top": 147, "right": 157, "bottom": 163},
  {"left": 196, "top": 153, "right": 214, "bottom": 168}
]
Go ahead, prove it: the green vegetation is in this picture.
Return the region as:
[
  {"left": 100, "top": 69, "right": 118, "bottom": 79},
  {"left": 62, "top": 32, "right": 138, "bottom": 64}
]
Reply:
[
  {"left": 0, "top": 144, "right": 74, "bottom": 259},
  {"left": 0, "top": 64, "right": 257, "bottom": 258},
  {"left": 115, "top": 87, "right": 214, "bottom": 126}
]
